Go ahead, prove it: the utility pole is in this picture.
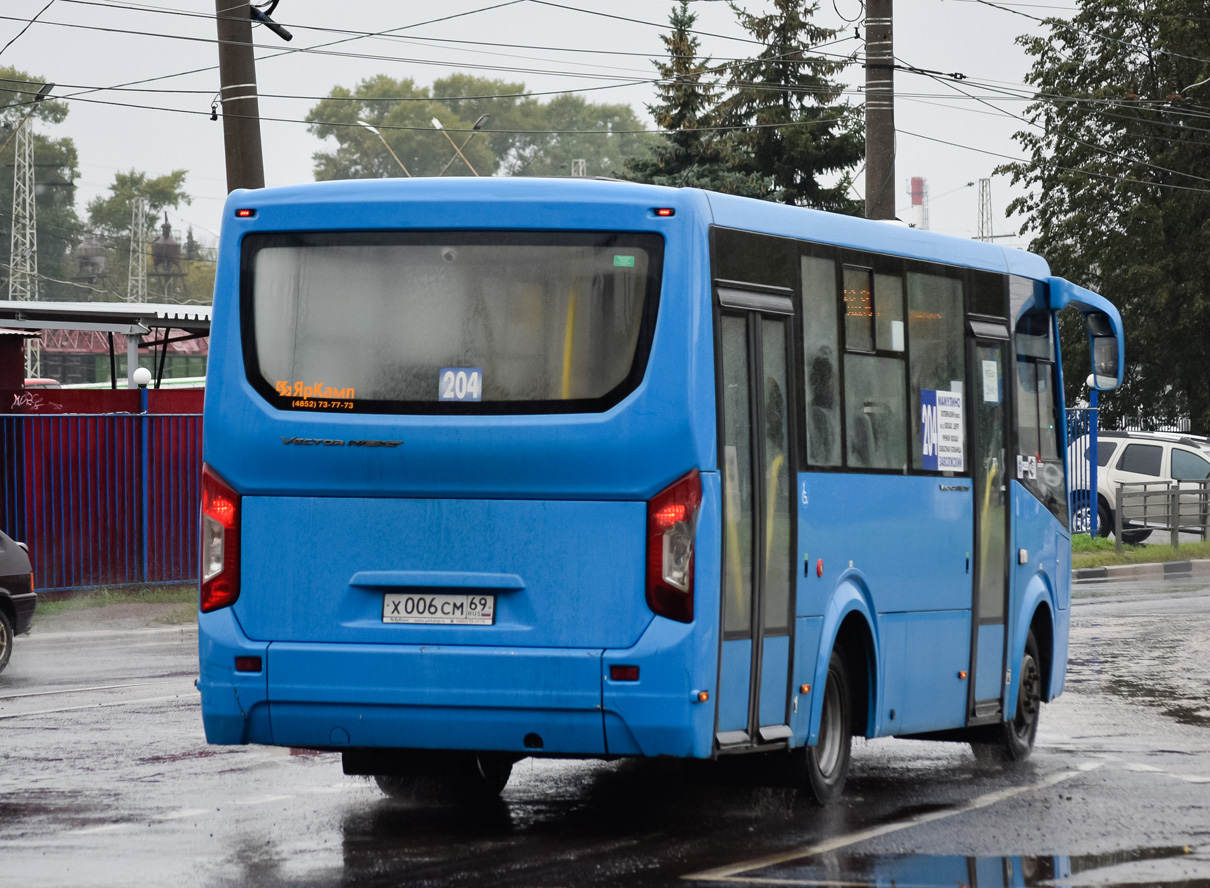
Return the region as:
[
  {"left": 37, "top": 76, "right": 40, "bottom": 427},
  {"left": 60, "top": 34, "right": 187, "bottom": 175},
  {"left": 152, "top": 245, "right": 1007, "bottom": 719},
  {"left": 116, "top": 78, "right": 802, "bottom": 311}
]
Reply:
[
  {"left": 127, "top": 197, "right": 147, "bottom": 302},
  {"left": 977, "top": 178, "right": 992, "bottom": 242},
  {"left": 9, "top": 120, "right": 39, "bottom": 376},
  {"left": 215, "top": 0, "right": 264, "bottom": 191},
  {"left": 864, "top": 0, "right": 896, "bottom": 220}
]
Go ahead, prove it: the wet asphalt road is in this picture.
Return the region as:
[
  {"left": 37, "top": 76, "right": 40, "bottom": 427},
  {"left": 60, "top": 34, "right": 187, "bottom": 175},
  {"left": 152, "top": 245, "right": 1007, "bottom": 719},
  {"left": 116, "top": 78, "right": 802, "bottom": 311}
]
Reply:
[{"left": 1, "top": 581, "right": 1209, "bottom": 887}]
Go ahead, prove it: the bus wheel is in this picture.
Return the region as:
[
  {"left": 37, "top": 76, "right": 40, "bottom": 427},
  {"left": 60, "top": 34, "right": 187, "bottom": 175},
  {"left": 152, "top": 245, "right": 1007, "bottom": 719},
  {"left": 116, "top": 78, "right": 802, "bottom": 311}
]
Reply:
[
  {"left": 972, "top": 630, "right": 1042, "bottom": 763},
  {"left": 800, "top": 648, "right": 852, "bottom": 805}
]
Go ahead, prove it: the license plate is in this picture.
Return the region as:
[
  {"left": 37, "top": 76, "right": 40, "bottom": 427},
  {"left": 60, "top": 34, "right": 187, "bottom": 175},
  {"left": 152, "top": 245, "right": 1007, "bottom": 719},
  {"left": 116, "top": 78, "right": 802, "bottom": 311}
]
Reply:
[{"left": 382, "top": 592, "right": 495, "bottom": 625}]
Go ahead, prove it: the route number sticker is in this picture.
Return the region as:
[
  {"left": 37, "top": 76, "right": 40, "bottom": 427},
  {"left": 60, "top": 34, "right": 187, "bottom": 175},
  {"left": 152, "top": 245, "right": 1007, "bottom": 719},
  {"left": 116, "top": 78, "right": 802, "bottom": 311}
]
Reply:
[{"left": 439, "top": 368, "right": 483, "bottom": 402}]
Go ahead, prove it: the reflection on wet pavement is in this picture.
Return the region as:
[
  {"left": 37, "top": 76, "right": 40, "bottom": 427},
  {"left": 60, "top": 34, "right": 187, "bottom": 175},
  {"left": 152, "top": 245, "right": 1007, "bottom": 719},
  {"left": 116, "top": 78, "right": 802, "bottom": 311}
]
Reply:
[{"left": 731, "top": 847, "right": 1206, "bottom": 888}]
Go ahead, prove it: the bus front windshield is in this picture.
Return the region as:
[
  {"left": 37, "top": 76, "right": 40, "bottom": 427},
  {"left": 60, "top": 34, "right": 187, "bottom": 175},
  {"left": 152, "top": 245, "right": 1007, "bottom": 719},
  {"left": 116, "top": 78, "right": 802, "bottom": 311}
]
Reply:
[{"left": 244, "top": 231, "right": 663, "bottom": 414}]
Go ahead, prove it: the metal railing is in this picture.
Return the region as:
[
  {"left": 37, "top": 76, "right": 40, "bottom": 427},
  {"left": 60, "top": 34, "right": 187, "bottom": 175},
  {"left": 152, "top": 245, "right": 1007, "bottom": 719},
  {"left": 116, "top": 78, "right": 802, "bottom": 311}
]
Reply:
[
  {"left": 0, "top": 411, "right": 201, "bottom": 592},
  {"left": 1066, "top": 407, "right": 1099, "bottom": 536},
  {"left": 1115, "top": 480, "right": 1210, "bottom": 552}
]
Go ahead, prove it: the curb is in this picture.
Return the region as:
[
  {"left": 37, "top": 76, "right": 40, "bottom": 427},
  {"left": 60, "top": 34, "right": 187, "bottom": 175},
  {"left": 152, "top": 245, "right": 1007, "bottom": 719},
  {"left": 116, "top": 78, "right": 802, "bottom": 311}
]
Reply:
[{"left": 1072, "top": 558, "right": 1210, "bottom": 584}]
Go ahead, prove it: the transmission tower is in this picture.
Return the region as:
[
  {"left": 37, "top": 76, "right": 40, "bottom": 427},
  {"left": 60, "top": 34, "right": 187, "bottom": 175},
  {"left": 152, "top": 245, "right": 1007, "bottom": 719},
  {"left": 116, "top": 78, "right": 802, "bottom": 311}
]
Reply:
[
  {"left": 9, "top": 121, "right": 40, "bottom": 376},
  {"left": 127, "top": 197, "right": 148, "bottom": 302},
  {"left": 976, "top": 178, "right": 993, "bottom": 243}
]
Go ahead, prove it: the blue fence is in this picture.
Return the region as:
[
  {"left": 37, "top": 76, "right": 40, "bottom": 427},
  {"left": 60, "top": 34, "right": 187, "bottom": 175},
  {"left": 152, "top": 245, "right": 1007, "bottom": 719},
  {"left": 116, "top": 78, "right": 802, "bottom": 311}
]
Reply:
[
  {"left": 1067, "top": 406, "right": 1098, "bottom": 537},
  {"left": 0, "top": 410, "right": 202, "bottom": 593}
]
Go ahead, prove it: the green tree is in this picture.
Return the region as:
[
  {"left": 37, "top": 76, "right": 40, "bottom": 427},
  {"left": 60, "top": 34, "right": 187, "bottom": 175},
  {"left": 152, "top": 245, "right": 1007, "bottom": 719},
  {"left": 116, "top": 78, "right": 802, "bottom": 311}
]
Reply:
[
  {"left": 507, "top": 94, "right": 659, "bottom": 178},
  {"left": 306, "top": 75, "right": 497, "bottom": 178},
  {"left": 0, "top": 67, "right": 82, "bottom": 301},
  {"left": 623, "top": 1, "right": 763, "bottom": 194},
  {"left": 720, "top": 0, "right": 864, "bottom": 210},
  {"left": 86, "top": 169, "right": 190, "bottom": 238},
  {"left": 998, "top": 0, "right": 1210, "bottom": 431},
  {"left": 307, "top": 74, "right": 659, "bottom": 180}
]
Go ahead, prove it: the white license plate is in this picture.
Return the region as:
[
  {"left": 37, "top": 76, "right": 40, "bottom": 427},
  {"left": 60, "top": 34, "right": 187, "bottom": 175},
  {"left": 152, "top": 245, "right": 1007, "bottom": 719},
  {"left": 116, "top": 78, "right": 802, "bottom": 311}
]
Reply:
[{"left": 382, "top": 592, "right": 495, "bottom": 625}]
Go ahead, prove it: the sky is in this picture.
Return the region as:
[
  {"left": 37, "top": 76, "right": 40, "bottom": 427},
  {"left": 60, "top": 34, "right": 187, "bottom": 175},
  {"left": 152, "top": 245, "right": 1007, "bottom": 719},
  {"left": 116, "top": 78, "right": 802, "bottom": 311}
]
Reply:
[{"left": 1, "top": 0, "right": 1069, "bottom": 252}]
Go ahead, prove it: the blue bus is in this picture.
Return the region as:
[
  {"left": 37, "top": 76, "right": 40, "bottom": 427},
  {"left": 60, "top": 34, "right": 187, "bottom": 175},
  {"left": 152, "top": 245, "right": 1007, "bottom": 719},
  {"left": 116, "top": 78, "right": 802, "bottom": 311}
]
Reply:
[{"left": 198, "top": 178, "right": 1123, "bottom": 803}]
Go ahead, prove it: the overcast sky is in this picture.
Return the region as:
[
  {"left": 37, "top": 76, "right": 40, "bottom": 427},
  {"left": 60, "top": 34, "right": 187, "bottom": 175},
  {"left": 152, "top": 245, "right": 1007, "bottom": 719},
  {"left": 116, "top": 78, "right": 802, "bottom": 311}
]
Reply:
[{"left": 2, "top": 0, "right": 1065, "bottom": 250}]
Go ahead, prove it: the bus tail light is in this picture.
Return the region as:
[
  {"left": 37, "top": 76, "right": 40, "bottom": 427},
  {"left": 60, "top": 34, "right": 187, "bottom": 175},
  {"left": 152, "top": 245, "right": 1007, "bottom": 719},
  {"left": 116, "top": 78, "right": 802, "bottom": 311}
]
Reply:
[
  {"left": 200, "top": 464, "right": 241, "bottom": 613},
  {"left": 646, "top": 469, "right": 701, "bottom": 623}
]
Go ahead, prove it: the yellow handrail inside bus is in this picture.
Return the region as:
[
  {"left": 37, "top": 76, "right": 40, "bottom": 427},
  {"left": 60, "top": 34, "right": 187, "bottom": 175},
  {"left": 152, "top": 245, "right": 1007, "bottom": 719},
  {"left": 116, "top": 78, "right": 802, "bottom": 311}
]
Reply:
[{"left": 561, "top": 289, "right": 577, "bottom": 399}]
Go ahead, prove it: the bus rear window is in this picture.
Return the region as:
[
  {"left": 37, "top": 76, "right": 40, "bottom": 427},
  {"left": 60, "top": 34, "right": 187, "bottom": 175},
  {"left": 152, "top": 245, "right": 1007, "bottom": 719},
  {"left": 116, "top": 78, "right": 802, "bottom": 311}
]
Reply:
[{"left": 242, "top": 231, "right": 663, "bottom": 414}]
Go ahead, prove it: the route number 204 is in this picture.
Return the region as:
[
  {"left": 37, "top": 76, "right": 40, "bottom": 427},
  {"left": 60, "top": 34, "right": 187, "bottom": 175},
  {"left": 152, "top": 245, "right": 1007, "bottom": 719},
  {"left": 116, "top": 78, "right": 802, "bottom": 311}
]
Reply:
[{"left": 439, "top": 367, "right": 483, "bottom": 402}]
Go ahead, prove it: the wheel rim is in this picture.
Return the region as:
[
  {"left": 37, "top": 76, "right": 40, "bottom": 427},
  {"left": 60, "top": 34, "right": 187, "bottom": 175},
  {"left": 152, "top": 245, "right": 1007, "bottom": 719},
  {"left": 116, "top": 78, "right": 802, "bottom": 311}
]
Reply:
[
  {"left": 0, "top": 618, "right": 9, "bottom": 657},
  {"left": 1072, "top": 505, "right": 1090, "bottom": 533},
  {"left": 1014, "top": 652, "right": 1041, "bottom": 740},
  {"left": 816, "top": 679, "right": 843, "bottom": 777}
]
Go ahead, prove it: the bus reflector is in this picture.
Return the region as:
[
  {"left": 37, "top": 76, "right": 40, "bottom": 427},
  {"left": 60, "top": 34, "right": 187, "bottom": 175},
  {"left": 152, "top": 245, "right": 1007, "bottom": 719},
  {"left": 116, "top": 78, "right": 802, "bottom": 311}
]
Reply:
[
  {"left": 610, "top": 665, "right": 640, "bottom": 681},
  {"left": 646, "top": 469, "right": 701, "bottom": 623},
  {"left": 200, "top": 464, "right": 241, "bottom": 613},
  {"left": 235, "top": 656, "right": 262, "bottom": 673}
]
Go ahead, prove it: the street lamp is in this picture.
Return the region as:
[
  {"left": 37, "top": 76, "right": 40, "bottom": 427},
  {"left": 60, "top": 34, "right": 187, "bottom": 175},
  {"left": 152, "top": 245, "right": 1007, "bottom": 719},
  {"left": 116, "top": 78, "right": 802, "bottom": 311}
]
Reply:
[
  {"left": 355, "top": 120, "right": 411, "bottom": 178},
  {"left": 437, "top": 114, "right": 491, "bottom": 177},
  {"left": 431, "top": 117, "right": 480, "bottom": 177}
]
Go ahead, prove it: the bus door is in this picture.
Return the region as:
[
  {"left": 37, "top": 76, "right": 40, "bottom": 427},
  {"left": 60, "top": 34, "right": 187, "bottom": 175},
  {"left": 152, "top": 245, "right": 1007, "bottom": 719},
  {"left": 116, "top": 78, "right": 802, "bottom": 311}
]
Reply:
[
  {"left": 715, "top": 286, "right": 796, "bottom": 749},
  {"left": 966, "top": 321, "right": 1011, "bottom": 721}
]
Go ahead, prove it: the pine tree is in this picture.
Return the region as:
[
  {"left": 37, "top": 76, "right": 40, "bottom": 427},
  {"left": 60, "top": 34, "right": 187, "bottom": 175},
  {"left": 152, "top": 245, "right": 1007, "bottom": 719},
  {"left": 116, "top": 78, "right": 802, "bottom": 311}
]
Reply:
[
  {"left": 624, "top": 1, "right": 766, "bottom": 195},
  {"left": 720, "top": 0, "right": 864, "bottom": 211}
]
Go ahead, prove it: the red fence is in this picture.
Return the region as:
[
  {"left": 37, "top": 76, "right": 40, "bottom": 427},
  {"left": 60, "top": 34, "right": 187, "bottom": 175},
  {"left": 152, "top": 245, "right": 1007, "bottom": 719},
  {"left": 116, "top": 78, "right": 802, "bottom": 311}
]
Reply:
[{"left": 0, "top": 389, "right": 203, "bottom": 592}]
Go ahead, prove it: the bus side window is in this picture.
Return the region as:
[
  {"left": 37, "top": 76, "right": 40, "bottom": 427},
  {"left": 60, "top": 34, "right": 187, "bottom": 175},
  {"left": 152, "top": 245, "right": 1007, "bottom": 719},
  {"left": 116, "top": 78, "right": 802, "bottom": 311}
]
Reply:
[
  {"left": 801, "top": 256, "right": 841, "bottom": 466},
  {"left": 1014, "top": 308, "right": 1067, "bottom": 522},
  {"left": 907, "top": 272, "right": 965, "bottom": 471}
]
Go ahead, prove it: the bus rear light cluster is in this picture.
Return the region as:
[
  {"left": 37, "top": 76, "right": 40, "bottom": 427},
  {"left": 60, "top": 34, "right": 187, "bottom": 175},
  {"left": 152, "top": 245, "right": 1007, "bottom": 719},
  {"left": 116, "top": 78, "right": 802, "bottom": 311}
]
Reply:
[
  {"left": 200, "top": 464, "right": 241, "bottom": 613},
  {"left": 646, "top": 469, "right": 701, "bottom": 623}
]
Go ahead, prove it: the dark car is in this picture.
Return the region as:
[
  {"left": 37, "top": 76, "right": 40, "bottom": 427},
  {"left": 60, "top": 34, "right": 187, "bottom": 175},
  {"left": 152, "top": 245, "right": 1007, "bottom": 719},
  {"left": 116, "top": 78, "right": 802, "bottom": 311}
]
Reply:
[{"left": 0, "top": 529, "right": 35, "bottom": 674}]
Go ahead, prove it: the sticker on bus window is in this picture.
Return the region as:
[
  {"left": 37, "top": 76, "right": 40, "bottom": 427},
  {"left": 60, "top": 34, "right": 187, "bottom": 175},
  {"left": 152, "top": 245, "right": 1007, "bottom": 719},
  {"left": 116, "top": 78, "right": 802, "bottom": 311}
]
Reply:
[
  {"left": 439, "top": 368, "right": 483, "bottom": 402},
  {"left": 613, "top": 255, "right": 636, "bottom": 267},
  {"left": 921, "top": 389, "right": 964, "bottom": 472}
]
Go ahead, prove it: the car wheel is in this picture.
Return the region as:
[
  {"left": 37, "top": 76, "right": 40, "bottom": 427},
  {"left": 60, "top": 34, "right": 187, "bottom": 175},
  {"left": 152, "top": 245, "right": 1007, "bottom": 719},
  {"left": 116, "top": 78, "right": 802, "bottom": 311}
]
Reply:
[
  {"left": 1120, "top": 527, "right": 1152, "bottom": 544},
  {"left": 795, "top": 647, "right": 852, "bottom": 805},
  {"left": 971, "top": 630, "right": 1042, "bottom": 763},
  {"left": 0, "top": 610, "right": 12, "bottom": 674},
  {"left": 1096, "top": 502, "right": 1111, "bottom": 538}
]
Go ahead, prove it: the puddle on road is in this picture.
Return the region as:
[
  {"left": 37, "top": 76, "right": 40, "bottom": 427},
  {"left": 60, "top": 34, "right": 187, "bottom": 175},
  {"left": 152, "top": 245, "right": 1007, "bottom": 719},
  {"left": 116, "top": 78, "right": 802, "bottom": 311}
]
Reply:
[{"left": 736, "top": 846, "right": 1207, "bottom": 888}]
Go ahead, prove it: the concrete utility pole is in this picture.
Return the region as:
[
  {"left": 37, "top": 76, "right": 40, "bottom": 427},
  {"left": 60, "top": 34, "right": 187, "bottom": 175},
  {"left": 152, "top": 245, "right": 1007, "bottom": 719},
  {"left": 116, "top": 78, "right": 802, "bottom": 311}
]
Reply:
[
  {"left": 864, "top": 0, "right": 896, "bottom": 220},
  {"left": 215, "top": 0, "right": 265, "bottom": 192}
]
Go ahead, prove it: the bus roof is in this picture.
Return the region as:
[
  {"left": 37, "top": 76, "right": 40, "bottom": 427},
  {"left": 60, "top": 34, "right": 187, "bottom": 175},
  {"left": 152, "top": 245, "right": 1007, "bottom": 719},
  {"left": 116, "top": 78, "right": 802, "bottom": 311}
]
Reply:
[{"left": 222, "top": 177, "right": 1050, "bottom": 282}]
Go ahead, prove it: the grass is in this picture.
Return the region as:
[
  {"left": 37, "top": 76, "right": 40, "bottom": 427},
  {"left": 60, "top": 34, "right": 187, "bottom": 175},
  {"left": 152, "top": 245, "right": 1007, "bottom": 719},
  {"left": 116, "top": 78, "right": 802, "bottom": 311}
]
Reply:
[
  {"left": 1071, "top": 534, "right": 1210, "bottom": 569},
  {"left": 36, "top": 584, "right": 196, "bottom": 616}
]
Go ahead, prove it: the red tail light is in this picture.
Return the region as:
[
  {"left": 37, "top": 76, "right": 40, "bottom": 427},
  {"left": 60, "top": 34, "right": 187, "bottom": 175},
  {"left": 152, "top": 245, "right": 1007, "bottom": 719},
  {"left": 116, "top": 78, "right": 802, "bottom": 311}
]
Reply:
[
  {"left": 646, "top": 469, "right": 701, "bottom": 623},
  {"left": 200, "top": 464, "right": 241, "bottom": 613}
]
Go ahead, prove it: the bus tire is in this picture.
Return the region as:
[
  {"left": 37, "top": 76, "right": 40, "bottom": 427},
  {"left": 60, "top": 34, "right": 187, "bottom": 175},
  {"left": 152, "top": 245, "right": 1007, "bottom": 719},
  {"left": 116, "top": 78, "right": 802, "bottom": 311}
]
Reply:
[
  {"left": 972, "top": 629, "right": 1042, "bottom": 763},
  {"left": 800, "top": 647, "right": 852, "bottom": 805}
]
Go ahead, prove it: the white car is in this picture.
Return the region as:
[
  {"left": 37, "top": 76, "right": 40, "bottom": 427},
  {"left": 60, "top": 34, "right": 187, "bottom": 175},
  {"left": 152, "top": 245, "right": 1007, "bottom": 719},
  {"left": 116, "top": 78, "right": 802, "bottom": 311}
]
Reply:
[{"left": 1069, "top": 430, "right": 1210, "bottom": 543}]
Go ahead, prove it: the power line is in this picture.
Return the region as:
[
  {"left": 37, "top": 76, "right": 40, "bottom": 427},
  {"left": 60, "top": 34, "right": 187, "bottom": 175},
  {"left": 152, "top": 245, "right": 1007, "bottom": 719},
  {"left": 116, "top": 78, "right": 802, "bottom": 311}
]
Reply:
[{"left": 0, "top": 0, "right": 55, "bottom": 57}]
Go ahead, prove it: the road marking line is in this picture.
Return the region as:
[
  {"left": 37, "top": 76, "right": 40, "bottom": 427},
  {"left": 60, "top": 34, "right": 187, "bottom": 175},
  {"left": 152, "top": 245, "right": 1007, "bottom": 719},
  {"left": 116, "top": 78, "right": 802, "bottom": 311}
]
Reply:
[
  {"left": 682, "top": 765, "right": 1102, "bottom": 882},
  {"left": 28, "top": 627, "right": 198, "bottom": 642},
  {"left": 0, "top": 693, "right": 197, "bottom": 720},
  {"left": 0, "top": 679, "right": 191, "bottom": 701},
  {"left": 1121, "top": 763, "right": 1165, "bottom": 772},
  {"left": 234, "top": 795, "right": 295, "bottom": 806},
  {"left": 76, "top": 824, "right": 129, "bottom": 835},
  {"left": 158, "top": 808, "right": 211, "bottom": 821}
]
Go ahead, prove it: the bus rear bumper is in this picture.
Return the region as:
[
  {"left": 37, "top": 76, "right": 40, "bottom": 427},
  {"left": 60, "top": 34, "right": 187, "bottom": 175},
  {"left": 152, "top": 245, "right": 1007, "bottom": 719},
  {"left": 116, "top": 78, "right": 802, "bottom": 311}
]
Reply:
[{"left": 199, "top": 610, "right": 715, "bottom": 759}]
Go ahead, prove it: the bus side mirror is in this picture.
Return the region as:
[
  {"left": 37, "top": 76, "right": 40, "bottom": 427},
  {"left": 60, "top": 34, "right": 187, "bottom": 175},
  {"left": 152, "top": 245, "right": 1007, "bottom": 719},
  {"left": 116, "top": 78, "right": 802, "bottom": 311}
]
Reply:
[
  {"left": 1047, "top": 277, "right": 1124, "bottom": 392},
  {"left": 1086, "top": 311, "right": 1121, "bottom": 391}
]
